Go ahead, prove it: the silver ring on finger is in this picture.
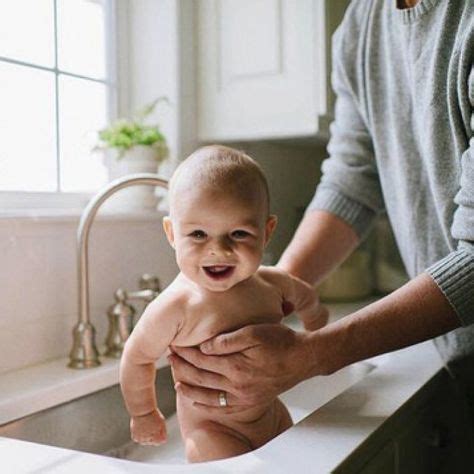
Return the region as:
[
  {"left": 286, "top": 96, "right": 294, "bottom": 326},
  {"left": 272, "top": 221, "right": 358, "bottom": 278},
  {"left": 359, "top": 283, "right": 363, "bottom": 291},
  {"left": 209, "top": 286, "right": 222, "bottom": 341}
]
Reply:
[{"left": 218, "top": 391, "right": 228, "bottom": 407}]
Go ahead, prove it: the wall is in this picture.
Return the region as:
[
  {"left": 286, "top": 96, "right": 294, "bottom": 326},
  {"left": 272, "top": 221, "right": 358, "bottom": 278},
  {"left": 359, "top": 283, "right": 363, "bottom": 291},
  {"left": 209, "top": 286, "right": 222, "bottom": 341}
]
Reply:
[{"left": 0, "top": 214, "right": 178, "bottom": 374}]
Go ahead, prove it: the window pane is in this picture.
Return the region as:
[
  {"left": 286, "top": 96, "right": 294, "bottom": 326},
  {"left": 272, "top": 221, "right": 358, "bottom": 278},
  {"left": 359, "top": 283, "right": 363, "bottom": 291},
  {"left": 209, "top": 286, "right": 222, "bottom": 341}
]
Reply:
[
  {"left": 59, "top": 75, "right": 108, "bottom": 192},
  {"left": 0, "top": 62, "right": 56, "bottom": 191},
  {"left": 57, "top": 0, "right": 106, "bottom": 79},
  {"left": 0, "top": 0, "right": 54, "bottom": 67}
]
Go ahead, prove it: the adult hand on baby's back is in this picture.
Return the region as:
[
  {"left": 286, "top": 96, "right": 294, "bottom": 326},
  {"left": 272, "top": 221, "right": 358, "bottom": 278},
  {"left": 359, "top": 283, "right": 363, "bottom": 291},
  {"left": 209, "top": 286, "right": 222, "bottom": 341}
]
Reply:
[{"left": 169, "top": 324, "right": 316, "bottom": 414}]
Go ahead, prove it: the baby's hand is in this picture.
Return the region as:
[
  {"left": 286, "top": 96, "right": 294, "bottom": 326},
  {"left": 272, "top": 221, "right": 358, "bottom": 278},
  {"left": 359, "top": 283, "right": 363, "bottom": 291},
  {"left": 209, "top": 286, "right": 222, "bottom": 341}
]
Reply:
[
  {"left": 130, "top": 409, "right": 167, "bottom": 446},
  {"left": 300, "top": 304, "right": 329, "bottom": 332}
]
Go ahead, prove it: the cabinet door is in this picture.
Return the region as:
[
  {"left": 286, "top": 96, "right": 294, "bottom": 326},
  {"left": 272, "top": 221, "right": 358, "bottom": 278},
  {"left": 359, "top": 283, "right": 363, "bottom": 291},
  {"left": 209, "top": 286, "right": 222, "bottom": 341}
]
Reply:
[
  {"left": 396, "top": 376, "right": 474, "bottom": 474},
  {"left": 358, "top": 441, "right": 396, "bottom": 474},
  {"left": 197, "top": 0, "right": 347, "bottom": 141}
]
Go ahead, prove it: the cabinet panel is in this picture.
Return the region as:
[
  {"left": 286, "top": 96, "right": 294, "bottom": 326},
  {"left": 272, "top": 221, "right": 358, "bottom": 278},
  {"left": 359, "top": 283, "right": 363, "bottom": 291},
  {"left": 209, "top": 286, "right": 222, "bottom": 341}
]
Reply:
[
  {"left": 336, "top": 370, "right": 474, "bottom": 474},
  {"left": 396, "top": 375, "right": 474, "bottom": 474},
  {"left": 197, "top": 0, "right": 349, "bottom": 141},
  {"left": 220, "top": 0, "right": 282, "bottom": 80},
  {"left": 358, "top": 441, "right": 396, "bottom": 474}
]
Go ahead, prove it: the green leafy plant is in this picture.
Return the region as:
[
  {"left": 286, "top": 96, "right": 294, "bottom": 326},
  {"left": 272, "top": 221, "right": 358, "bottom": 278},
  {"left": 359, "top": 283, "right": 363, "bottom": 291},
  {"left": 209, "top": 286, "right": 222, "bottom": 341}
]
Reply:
[{"left": 95, "top": 97, "right": 169, "bottom": 160}]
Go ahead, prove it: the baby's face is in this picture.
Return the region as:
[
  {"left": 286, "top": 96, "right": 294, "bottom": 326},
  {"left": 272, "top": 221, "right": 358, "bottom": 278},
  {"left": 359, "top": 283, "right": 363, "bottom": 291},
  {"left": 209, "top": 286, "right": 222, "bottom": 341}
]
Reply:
[{"left": 163, "top": 187, "right": 276, "bottom": 292}]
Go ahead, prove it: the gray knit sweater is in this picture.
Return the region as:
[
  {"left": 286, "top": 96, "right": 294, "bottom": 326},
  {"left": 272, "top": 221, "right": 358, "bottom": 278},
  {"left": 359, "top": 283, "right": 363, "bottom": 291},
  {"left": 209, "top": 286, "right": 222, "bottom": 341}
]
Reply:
[{"left": 308, "top": 0, "right": 474, "bottom": 379}]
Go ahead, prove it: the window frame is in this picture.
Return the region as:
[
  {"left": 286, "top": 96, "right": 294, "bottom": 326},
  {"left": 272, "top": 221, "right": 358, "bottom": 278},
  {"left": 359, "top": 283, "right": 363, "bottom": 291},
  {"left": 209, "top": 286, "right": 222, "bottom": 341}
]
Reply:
[{"left": 0, "top": 0, "right": 123, "bottom": 214}]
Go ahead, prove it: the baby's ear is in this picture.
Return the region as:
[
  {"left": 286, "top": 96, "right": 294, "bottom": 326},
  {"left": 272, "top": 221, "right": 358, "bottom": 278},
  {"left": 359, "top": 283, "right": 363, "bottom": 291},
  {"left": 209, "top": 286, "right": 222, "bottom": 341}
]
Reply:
[
  {"left": 264, "top": 215, "right": 278, "bottom": 245},
  {"left": 162, "top": 216, "right": 175, "bottom": 248}
]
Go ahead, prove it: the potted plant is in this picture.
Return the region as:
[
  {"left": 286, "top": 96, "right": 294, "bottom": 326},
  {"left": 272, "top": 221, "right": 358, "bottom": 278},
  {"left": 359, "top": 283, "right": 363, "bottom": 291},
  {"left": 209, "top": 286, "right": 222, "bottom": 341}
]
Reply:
[{"left": 95, "top": 97, "right": 170, "bottom": 211}]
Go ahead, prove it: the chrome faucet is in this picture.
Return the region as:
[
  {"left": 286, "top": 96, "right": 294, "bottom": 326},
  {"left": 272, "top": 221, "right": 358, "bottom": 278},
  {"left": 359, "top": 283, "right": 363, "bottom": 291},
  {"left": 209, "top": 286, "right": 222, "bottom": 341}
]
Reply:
[
  {"left": 104, "top": 274, "right": 161, "bottom": 358},
  {"left": 68, "top": 173, "right": 168, "bottom": 369}
]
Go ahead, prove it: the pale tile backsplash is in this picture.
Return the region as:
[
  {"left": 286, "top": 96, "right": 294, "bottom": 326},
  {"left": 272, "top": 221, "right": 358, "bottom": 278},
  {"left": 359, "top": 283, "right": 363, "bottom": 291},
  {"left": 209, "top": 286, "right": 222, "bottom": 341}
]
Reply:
[{"left": 0, "top": 215, "right": 178, "bottom": 374}]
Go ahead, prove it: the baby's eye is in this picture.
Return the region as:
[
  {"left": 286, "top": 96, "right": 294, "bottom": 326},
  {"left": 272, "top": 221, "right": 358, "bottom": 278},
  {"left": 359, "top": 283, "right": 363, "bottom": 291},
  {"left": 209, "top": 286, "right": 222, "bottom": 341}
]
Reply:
[
  {"left": 189, "top": 230, "right": 207, "bottom": 240},
  {"left": 231, "top": 230, "right": 250, "bottom": 239}
]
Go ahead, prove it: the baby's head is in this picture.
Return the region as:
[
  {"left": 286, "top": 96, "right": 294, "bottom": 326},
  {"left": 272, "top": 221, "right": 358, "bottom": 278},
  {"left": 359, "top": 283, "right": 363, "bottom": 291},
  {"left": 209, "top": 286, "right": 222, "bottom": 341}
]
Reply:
[{"left": 163, "top": 145, "right": 277, "bottom": 291}]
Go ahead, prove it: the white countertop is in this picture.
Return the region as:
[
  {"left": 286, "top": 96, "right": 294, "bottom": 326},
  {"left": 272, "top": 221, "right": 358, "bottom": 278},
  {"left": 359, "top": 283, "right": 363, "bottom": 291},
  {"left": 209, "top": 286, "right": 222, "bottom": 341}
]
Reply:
[
  {"left": 0, "top": 352, "right": 169, "bottom": 426},
  {"left": 0, "top": 299, "right": 445, "bottom": 473}
]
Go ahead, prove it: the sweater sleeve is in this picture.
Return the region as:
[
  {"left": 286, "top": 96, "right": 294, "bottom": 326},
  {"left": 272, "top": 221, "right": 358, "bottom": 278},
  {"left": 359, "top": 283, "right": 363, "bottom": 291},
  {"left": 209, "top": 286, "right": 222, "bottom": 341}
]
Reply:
[
  {"left": 307, "top": 7, "right": 385, "bottom": 240},
  {"left": 426, "top": 67, "right": 474, "bottom": 326}
]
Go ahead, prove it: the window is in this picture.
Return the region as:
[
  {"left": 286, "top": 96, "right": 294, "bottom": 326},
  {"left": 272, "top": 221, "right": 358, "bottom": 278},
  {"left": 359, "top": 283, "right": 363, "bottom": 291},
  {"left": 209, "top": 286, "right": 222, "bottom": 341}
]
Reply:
[{"left": 0, "top": 0, "right": 115, "bottom": 199}]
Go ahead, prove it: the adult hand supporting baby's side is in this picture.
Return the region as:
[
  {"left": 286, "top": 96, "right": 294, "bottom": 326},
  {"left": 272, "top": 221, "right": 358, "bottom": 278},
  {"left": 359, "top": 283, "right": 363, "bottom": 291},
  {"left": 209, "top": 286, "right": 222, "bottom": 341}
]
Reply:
[{"left": 169, "top": 324, "right": 317, "bottom": 414}]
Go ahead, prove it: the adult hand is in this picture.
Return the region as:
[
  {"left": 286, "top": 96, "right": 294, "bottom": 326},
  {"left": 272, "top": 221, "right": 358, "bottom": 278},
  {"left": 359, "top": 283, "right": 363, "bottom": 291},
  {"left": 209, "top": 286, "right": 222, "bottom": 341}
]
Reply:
[{"left": 168, "top": 323, "right": 317, "bottom": 415}]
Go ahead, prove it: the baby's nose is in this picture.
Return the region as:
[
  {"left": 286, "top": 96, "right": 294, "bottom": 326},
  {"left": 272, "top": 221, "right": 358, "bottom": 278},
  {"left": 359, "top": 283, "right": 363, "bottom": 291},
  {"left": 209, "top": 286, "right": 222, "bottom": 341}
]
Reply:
[{"left": 209, "top": 238, "right": 233, "bottom": 256}]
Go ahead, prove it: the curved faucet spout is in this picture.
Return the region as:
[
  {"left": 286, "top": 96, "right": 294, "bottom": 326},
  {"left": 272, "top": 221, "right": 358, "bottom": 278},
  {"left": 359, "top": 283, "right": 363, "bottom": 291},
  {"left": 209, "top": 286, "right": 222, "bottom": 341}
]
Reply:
[{"left": 68, "top": 173, "right": 168, "bottom": 369}]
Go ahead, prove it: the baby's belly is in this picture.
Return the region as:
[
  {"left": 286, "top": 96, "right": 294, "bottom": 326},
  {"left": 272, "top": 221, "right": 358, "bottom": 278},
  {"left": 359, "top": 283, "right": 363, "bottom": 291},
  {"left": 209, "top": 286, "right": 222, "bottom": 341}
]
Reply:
[{"left": 176, "top": 393, "right": 290, "bottom": 448}]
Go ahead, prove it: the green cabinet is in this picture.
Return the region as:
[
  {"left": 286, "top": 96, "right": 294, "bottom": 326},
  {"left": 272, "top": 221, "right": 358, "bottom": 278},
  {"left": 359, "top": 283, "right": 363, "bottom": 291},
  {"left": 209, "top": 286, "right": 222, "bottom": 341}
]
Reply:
[{"left": 337, "top": 370, "right": 474, "bottom": 474}]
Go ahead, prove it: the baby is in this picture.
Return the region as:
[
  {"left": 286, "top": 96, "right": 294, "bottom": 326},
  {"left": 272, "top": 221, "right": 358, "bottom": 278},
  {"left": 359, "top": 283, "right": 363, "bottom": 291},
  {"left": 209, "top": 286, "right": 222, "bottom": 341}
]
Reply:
[{"left": 119, "top": 145, "right": 328, "bottom": 463}]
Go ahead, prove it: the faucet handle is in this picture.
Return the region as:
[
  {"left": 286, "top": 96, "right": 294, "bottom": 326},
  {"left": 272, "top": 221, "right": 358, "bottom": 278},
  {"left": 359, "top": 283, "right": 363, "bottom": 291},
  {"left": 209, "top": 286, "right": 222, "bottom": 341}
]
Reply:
[
  {"left": 124, "top": 274, "right": 160, "bottom": 303},
  {"left": 139, "top": 274, "right": 161, "bottom": 292},
  {"left": 104, "top": 293, "right": 136, "bottom": 358},
  {"left": 104, "top": 277, "right": 160, "bottom": 359}
]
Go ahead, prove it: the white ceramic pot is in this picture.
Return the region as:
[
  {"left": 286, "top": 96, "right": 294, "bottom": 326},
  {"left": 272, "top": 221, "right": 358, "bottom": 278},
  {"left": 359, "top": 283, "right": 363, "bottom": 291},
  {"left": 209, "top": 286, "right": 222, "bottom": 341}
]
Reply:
[{"left": 103, "top": 146, "right": 163, "bottom": 212}]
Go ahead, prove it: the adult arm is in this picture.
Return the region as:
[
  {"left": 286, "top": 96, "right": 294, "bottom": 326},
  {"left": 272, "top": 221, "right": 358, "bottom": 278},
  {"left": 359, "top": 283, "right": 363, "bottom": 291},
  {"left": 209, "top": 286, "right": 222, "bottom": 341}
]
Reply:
[
  {"left": 295, "top": 273, "right": 460, "bottom": 377},
  {"left": 278, "top": 209, "right": 359, "bottom": 285},
  {"left": 275, "top": 214, "right": 463, "bottom": 374},
  {"left": 422, "top": 65, "right": 474, "bottom": 328}
]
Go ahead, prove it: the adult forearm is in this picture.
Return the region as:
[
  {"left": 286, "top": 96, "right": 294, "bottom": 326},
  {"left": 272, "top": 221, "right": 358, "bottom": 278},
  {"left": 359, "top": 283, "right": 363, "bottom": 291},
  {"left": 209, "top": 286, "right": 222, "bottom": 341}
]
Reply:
[
  {"left": 278, "top": 209, "right": 360, "bottom": 285},
  {"left": 308, "top": 272, "right": 461, "bottom": 375}
]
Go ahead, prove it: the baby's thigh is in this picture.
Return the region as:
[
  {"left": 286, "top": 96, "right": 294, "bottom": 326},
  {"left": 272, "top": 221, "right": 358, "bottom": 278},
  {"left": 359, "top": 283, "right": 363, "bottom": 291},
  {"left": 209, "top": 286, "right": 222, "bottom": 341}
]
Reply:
[
  {"left": 248, "top": 397, "right": 293, "bottom": 446},
  {"left": 184, "top": 424, "right": 251, "bottom": 463},
  {"left": 178, "top": 397, "right": 292, "bottom": 462}
]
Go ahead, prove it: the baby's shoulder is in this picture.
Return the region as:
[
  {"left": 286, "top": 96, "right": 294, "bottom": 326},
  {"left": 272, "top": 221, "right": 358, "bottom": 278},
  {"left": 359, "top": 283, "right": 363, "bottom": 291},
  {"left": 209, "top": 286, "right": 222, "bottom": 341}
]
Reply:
[{"left": 145, "top": 278, "right": 192, "bottom": 317}]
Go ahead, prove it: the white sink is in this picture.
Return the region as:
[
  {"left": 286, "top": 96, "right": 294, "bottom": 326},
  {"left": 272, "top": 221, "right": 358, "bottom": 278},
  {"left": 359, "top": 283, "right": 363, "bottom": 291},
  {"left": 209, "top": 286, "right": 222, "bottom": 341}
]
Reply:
[{"left": 0, "top": 362, "right": 373, "bottom": 465}]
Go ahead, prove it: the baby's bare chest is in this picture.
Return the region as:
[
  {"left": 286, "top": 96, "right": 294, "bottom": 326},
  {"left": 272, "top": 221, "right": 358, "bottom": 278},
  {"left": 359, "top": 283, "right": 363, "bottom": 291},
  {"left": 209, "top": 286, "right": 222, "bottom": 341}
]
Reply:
[{"left": 173, "top": 282, "right": 284, "bottom": 347}]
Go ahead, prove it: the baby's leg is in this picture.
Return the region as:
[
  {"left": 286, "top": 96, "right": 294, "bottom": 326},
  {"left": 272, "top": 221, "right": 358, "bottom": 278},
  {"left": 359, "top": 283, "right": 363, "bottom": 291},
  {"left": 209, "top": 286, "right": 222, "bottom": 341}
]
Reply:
[{"left": 184, "top": 425, "right": 251, "bottom": 463}]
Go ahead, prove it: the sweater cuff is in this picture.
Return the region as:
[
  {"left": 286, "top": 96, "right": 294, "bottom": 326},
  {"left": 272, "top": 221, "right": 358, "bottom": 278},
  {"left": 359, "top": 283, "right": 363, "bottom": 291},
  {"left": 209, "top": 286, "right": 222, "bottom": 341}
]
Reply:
[
  {"left": 426, "top": 248, "right": 474, "bottom": 326},
  {"left": 306, "top": 186, "right": 377, "bottom": 240}
]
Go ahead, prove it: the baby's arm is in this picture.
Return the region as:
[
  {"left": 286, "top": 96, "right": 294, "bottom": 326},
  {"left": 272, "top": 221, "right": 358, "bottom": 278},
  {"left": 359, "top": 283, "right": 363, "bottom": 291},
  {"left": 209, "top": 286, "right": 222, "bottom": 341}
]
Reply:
[
  {"left": 119, "top": 293, "right": 183, "bottom": 445},
  {"left": 261, "top": 266, "right": 329, "bottom": 331}
]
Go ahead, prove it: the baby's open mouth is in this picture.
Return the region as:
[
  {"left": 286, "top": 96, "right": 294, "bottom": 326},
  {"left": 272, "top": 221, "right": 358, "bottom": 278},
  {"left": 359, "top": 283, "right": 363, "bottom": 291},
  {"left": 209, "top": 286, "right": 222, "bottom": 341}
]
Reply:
[{"left": 202, "top": 265, "right": 235, "bottom": 280}]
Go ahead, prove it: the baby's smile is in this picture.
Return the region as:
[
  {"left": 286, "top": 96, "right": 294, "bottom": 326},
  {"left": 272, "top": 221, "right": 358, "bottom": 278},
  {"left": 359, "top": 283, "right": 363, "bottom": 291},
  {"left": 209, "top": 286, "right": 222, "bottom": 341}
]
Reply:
[{"left": 202, "top": 265, "right": 236, "bottom": 280}]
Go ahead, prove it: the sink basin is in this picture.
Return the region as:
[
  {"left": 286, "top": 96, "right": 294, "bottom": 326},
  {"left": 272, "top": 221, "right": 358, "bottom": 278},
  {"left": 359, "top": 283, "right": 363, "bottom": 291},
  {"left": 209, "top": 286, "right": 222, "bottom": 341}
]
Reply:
[{"left": 0, "top": 363, "right": 373, "bottom": 465}]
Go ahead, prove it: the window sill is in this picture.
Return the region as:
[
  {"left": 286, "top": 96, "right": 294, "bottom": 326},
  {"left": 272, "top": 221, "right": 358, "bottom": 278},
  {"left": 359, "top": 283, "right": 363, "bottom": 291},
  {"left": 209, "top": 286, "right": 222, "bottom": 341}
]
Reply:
[{"left": 0, "top": 208, "right": 166, "bottom": 224}]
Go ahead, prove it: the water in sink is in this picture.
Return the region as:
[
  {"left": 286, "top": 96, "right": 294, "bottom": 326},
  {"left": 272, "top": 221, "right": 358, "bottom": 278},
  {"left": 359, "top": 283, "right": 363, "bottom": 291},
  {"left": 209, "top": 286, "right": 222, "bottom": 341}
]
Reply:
[{"left": 0, "top": 363, "right": 373, "bottom": 465}]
